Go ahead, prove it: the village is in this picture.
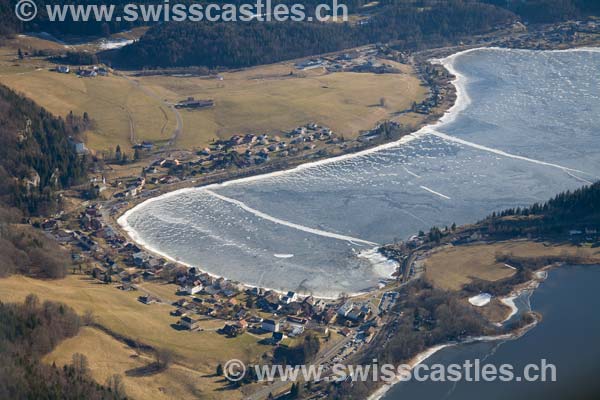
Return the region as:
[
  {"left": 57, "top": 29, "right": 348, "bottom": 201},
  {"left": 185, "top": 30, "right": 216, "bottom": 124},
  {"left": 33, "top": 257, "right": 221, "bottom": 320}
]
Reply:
[{"left": 40, "top": 196, "right": 405, "bottom": 371}]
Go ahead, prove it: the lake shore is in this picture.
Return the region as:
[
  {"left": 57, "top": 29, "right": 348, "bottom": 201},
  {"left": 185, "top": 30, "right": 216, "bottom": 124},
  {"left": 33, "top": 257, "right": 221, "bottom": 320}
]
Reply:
[
  {"left": 366, "top": 262, "right": 557, "bottom": 400},
  {"left": 112, "top": 44, "right": 599, "bottom": 299}
]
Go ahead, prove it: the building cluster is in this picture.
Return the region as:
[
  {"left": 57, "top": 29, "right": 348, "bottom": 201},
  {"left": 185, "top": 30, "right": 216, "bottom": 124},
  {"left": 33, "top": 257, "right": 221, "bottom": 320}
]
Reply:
[
  {"left": 55, "top": 65, "right": 110, "bottom": 77},
  {"left": 110, "top": 124, "right": 339, "bottom": 201},
  {"left": 163, "top": 265, "right": 400, "bottom": 347},
  {"left": 496, "top": 20, "right": 600, "bottom": 49},
  {"left": 294, "top": 47, "right": 400, "bottom": 74},
  {"left": 114, "top": 176, "right": 146, "bottom": 199},
  {"left": 412, "top": 62, "right": 454, "bottom": 115}
]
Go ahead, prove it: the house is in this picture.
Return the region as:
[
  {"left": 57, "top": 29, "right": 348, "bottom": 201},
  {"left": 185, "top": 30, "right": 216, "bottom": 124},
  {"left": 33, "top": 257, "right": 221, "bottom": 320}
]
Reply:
[
  {"left": 143, "top": 258, "right": 161, "bottom": 270},
  {"left": 287, "top": 316, "right": 308, "bottom": 326},
  {"left": 72, "top": 141, "right": 88, "bottom": 155},
  {"left": 179, "top": 284, "right": 203, "bottom": 295},
  {"left": 236, "top": 319, "right": 248, "bottom": 331},
  {"left": 261, "top": 319, "right": 280, "bottom": 332},
  {"left": 321, "top": 308, "right": 337, "bottom": 325},
  {"left": 138, "top": 295, "right": 158, "bottom": 305},
  {"left": 313, "top": 299, "right": 327, "bottom": 313},
  {"left": 346, "top": 304, "right": 370, "bottom": 323},
  {"left": 142, "top": 270, "right": 158, "bottom": 280},
  {"left": 179, "top": 316, "right": 200, "bottom": 330},
  {"left": 281, "top": 291, "right": 298, "bottom": 304},
  {"left": 222, "top": 323, "right": 241, "bottom": 337},
  {"left": 132, "top": 252, "right": 149, "bottom": 267},
  {"left": 289, "top": 325, "right": 304, "bottom": 337},
  {"left": 174, "top": 298, "right": 190, "bottom": 307},
  {"left": 222, "top": 320, "right": 247, "bottom": 337},
  {"left": 339, "top": 327, "right": 353, "bottom": 337},
  {"left": 248, "top": 315, "right": 263, "bottom": 324},
  {"left": 248, "top": 287, "right": 265, "bottom": 296},
  {"left": 171, "top": 308, "right": 188, "bottom": 317},
  {"left": 175, "top": 97, "right": 214, "bottom": 109},
  {"left": 141, "top": 141, "right": 154, "bottom": 150},
  {"left": 337, "top": 301, "right": 354, "bottom": 317},
  {"left": 77, "top": 69, "right": 97, "bottom": 77},
  {"left": 41, "top": 219, "right": 59, "bottom": 231}
]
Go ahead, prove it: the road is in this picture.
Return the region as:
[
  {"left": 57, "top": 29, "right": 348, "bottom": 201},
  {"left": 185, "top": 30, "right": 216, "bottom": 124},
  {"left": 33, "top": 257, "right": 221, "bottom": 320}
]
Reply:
[
  {"left": 118, "top": 71, "right": 184, "bottom": 148},
  {"left": 167, "top": 103, "right": 184, "bottom": 147}
]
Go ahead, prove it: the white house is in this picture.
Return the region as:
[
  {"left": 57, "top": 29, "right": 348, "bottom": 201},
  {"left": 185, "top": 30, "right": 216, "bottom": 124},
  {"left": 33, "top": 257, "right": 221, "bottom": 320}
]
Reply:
[
  {"left": 281, "top": 291, "right": 298, "bottom": 304},
  {"left": 179, "top": 284, "right": 203, "bottom": 295}
]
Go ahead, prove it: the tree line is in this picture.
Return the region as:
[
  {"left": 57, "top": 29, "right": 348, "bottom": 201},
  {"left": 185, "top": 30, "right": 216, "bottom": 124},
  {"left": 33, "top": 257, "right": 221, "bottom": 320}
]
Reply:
[
  {"left": 113, "top": 1, "right": 516, "bottom": 69},
  {"left": 482, "top": 181, "right": 600, "bottom": 236},
  {"left": 483, "top": 0, "right": 600, "bottom": 23},
  {"left": 1, "top": 0, "right": 599, "bottom": 40}
]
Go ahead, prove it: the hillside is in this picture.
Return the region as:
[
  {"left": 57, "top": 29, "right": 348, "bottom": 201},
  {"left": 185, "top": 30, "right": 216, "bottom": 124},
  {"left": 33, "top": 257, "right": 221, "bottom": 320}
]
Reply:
[
  {"left": 481, "top": 181, "right": 600, "bottom": 237},
  {"left": 114, "top": 2, "right": 515, "bottom": 68},
  {"left": 0, "top": 296, "right": 121, "bottom": 399},
  {"left": 0, "top": 84, "right": 86, "bottom": 214}
]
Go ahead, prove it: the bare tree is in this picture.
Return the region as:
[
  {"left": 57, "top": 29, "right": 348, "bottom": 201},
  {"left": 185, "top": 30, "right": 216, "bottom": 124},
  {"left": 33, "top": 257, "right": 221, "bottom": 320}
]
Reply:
[
  {"left": 71, "top": 353, "right": 89, "bottom": 378},
  {"left": 106, "top": 374, "right": 127, "bottom": 399},
  {"left": 24, "top": 293, "right": 39, "bottom": 310},
  {"left": 82, "top": 309, "right": 96, "bottom": 326},
  {"left": 154, "top": 348, "right": 174, "bottom": 369}
]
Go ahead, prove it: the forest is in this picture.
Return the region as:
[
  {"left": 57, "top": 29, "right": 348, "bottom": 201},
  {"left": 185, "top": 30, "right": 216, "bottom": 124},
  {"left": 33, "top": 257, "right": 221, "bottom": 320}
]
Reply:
[
  {"left": 0, "top": 85, "right": 85, "bottom": 279},
  {"left": 113, "top": 1, "right": 515, "bottom": 68},
  {"left": 482, "top": 181, "right": 600, "bottom": 236},
  {"left": 0, "top": 84, "right": 87, "bottom": 215}
]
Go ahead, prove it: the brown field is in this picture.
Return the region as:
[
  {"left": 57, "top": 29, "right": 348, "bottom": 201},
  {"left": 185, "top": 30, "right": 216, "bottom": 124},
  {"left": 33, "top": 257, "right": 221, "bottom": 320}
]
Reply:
[
  {"left": 0, "top": 48, "right": 176, "bottom": 153},
  {"left": 0, "top": 37, "right": 427, "bottom": 154},
  {"left": 44, "top": 327, "right": 235, "bottom": 400},
  {"left": 424, "top": 240, "right": 600, "bottom": 291},
  {"left": 132, "top": 59, "right": 427, "bottom": 149},
  {"left": 0, "top": 275, "right": 270, "bottom": 372}
]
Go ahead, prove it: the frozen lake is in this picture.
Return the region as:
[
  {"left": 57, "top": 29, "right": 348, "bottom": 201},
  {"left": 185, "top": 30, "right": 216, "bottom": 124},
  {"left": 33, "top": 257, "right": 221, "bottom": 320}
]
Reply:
[{"left": 120, "top": 48, "right": 600, "bottom": 297}]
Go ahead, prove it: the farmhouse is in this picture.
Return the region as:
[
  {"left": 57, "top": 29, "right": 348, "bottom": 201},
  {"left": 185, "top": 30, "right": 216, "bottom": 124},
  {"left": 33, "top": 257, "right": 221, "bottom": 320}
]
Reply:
[
  {"left": 175, "top": 97, "right": 214, "bottom": 109},
  {"left": 179, "top": 316, "right": 201, "bottom": 330}
]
